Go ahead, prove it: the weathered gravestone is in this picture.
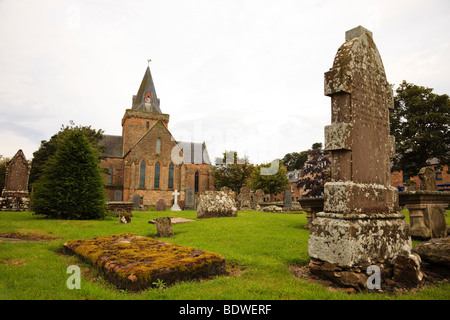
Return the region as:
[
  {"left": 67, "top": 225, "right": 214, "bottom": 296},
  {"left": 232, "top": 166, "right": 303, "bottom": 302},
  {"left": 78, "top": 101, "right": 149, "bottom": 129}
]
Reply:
[
  {"left": 308, "top": 27, "right": 412, "bottom": 281},
  {"left": 114, "top": 190, "right": 123, "bottom": 201},
  {"left": 155, "top": 199, "right": 166, "bottom": 212},
  {"left": 197, "top": 191, "right": 237, "bottom": 219},
  {"left": 238, "top": 186, "right": 252, "bottom": 210},
  {"left": 155, "top": 217, "right": 174, "bottom": 237},
  {"left": 184, "top": 187, "right": 195, "bottom": 210},
  {"left": 283, "top": 189, "right": 292, "bottom": 211},
  {"left": 132, "top": 194, "right": 142, "bottom": 211},
  {"left": 253, "top": 189, "right": 265, "bottom": 210},
  {"left": 419, "top": 167, "right": 438, "bottom": 191},
  {"left": 1, "top": 150, "right": 31, "bottom": 211}
]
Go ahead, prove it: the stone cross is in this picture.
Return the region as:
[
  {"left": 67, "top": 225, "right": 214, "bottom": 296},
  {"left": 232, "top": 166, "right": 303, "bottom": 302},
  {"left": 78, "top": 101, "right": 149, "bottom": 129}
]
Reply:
[
  {"left": 171, "top": 190, "right": 181, "bottom": 211},
  {"left": 308, "top": 26, "right": 411, "bottom": 268},
  {"left": 172, "top": 190, "right": 180, "bottom": 203}
]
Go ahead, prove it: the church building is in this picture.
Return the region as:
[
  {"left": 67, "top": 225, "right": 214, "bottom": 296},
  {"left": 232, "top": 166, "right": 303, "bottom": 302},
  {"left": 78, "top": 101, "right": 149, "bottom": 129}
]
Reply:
[{"left": 99, "top": 65, "right": 214, "bottom": 208}]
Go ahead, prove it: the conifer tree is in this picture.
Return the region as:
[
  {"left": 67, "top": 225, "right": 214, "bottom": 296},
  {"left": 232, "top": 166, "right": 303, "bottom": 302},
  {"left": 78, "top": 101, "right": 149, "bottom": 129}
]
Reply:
[{"left": 31, "top": 131, "right": 106, "bottom": 219}]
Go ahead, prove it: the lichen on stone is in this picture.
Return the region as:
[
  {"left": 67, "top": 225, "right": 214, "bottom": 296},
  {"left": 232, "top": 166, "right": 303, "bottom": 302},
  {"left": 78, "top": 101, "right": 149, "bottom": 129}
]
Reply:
[{"left": 63, "top": 233, "right": 227, "bottom": 291}]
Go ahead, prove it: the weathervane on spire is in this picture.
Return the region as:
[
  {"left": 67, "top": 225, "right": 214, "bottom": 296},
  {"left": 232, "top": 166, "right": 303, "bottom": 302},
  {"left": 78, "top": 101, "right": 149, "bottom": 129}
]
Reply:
[{"left": 147, "top": 59, "right": 152, "bottom": 66}]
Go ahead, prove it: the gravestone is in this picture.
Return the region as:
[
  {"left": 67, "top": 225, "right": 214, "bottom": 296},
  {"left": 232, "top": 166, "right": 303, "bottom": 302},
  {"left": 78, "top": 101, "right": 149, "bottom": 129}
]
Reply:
[
  {"left": 238, "top": 186, "right": 252, "bottom": 210},
  {"left": 0, "top": 149, "right": 31, "bottom": 211},
  {"left": 184, "top": 187, "right": 195, "bottom": 210},
  {"left": 197, "top": 191, "right": 237, "bottom": 219},
  {"left": 155, "top": 217, "right": 174, "bottom": 237},
  {"left": 171, "top": 190, "right": 181, "bottom": 211},
  {"left": 308, "top": 26, "right": 411, "bottom": 271},
  {"left": 114, "top": 190, "right": 123, "bottom": 201},
  {"left": 155, "top": 199, "right": 166, "bottom": 212},
  {"left": 253, "top": 189, "right": 265, "bottom": 210},
  {"left": 132, "top": 194, "right": 141, "bottom": 211},
  {"left": 283, "top": 190, "right": 292, "bottom": 211},
  {"left": 419, "top": 167, "right": 438, "bottom": 191}
]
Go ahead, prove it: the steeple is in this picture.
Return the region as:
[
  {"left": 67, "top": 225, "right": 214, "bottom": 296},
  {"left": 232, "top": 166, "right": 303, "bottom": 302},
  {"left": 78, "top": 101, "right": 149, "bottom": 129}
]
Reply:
[{"left": 132, "top": 66, "right": 162, "bottom": 113}]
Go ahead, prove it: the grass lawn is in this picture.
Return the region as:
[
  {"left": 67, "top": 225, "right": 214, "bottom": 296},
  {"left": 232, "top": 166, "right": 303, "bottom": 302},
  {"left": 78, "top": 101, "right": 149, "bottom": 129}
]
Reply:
[{"left": 0, "top": 210, "right": 449, "bottom": 300}]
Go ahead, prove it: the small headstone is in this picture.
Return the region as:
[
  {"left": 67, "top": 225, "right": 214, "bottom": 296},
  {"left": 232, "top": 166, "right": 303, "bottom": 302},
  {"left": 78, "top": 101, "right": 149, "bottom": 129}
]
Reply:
[
  {"left": 114, "top": 190, "right": 123, "bottom": 201},
  {"left": 283, "top": 190, "right": 292, "bottom": 211},
  {"left": 171, "top": 190, "right": 182, "bottom": 211},
  {"left": 418, "top": 167, "right": 438, "bottom": 191},
  {"left": 238, "top": 186, "right": 252, "bottom": 210},
  {"left": 155, "top": 199, "right": 166, "bottom": 212},
  {"left": 155, "top": 217, "right": 174, "bottom": 237},
  {"left": 184, "top": 187, "right": 195, "bottom": 210},
  {"left": 132, "top": 194, "right": 141, "bottom": 210}
]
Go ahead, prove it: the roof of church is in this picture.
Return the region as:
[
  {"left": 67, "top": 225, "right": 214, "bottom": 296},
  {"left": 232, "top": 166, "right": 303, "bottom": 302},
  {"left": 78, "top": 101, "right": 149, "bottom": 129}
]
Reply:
[
  {"left": 178, "top": 141, "right": 211, "bottom": 165},
  {"left": 132, "top": 66, "right": 162, "bottom": 113},
  {"left": 99, "top": 135, "right": 123, "bottom": 158}
]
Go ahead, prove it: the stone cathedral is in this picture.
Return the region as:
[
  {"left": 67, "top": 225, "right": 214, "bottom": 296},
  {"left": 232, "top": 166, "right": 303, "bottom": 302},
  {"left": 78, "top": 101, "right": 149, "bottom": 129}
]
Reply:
[{"left": 99, "top": 65, "right": 214, "bottom": 208}]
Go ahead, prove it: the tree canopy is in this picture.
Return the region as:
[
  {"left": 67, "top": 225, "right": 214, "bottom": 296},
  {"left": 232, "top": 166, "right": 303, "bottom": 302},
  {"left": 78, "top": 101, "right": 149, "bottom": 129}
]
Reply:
[
  {"left": 297, "top": 145, "right": 330, "bottom": 198},
  {"left": 29, "top": 121, "right": 104, "bottom": 188},
  {"left": 31, "top": 131, "right": 106, "bottom": 220},
  {"left": 249, "top": 160, "right": 289, "bottom": 200},
  {"left": 211, "top": 151, "right": 254, "bottom": 193},
  {"left": 390, "top": 81, "right": 450, "bottom": 177}
]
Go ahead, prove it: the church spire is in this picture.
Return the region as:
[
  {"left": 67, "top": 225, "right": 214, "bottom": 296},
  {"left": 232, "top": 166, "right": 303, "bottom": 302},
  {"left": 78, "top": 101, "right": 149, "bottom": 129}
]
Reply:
[{"left": 132, "top": 64, "right": 161, "bottom": 113}]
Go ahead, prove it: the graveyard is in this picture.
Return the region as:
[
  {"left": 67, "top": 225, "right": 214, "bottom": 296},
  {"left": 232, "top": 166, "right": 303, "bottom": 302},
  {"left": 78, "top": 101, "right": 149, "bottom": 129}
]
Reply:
[
  {"left": 1, "top": 23, "right": 449, "bottom": 303},
  {"left": 0, "top": 208, "right": 449, "bottom": 300}
]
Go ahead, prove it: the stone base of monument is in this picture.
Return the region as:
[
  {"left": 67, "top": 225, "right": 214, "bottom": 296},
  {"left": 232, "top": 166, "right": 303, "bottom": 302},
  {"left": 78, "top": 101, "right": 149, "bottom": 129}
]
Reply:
[
  {"left": 0, "top": 192, "right": 30, "bottom": 211},
  {"left": 308, "top": 253, "right": 424, "bottom": 291},
  {"left": 63, "top": 233, "right": 226, "bottom": 292},
  {"left": 308, "top": 212, "right": 412, "bottom": 267},
  {"left": 307, "top": 211, "right": 424, "bottom": 290}
]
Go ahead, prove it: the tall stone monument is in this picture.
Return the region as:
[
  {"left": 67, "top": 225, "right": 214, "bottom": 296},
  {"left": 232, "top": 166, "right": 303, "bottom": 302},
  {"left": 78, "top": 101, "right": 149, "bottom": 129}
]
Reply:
[
  {"left": 1, "top": 149, "right": 31, "bottom": 211},
  {"left": 308, "top": 26, "right": 411, "bottom": 269}
]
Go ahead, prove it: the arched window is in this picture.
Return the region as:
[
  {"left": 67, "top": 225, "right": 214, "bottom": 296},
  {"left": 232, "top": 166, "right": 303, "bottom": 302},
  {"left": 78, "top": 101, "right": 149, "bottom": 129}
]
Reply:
[
  {"left": 139, "top": 161, "right": 146, "bottom": 188},
  {"left": 108, "top": 166, "right": 114, "bottom": 185},
  {"left": 146, "top": 121, "right": 150, "bottom": 129},
  {"left": 194, "top": 171, "right": 199, "bottom": 193},
  {"left": 168, "top": 163, "right": 174, "bottom": 189},
  {"left": 156, "top": 138, "right": 161, "bottom": 154},
  {"left": 154, "top": 162, "right": 160, "bottom": 189}
]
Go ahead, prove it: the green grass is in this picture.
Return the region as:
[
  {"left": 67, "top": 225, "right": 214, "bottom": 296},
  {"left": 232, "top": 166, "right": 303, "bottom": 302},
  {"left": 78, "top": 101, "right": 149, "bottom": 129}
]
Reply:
[{"left": 0, "top": 210, "right": 449, "bottom": 300}]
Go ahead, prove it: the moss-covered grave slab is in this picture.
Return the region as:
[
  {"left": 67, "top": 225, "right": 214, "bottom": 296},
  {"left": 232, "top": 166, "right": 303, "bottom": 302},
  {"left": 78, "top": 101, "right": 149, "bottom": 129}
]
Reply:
[{"left": 63, "top": 233, "right": 226, "bottom": 291}]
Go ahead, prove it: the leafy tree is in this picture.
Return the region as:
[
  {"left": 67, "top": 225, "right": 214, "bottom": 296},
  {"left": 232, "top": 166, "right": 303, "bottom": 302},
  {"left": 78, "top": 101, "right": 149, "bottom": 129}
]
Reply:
[
  {"left": 31, "top": 131, "right": 106, "bottom": 220},
  {"left": 249, "top": 160, "right": 289, "bottom": 201},
  {"left": 0, "top": 155, "right": 11, "bottom": 193},
  {"left": 297, "top": 146, "right": 331, "bottom": 198},
  {"left": 29, "top": 121, "right": 105, "bottom": 188},
  {"left": 211, "top": 151, "right": 254, "bottom": 193},
  {"left": 390, "top": 81, "right": 450, "bottom": 177},
  {"left": 282, "top": 151, "right": 308, "bottom": 171},
  {"left": 282, "top": 142, "right": 323, "bottom": 171}
]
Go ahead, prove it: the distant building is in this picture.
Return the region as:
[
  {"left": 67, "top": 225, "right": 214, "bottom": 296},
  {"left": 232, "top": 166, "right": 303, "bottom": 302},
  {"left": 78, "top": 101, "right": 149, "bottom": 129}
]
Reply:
[
  {"left": 99, "top": 66, "right": 214, "bottom": 207},
  {"left": 391, "top": 158, "right": 450, "bottom": 192}
]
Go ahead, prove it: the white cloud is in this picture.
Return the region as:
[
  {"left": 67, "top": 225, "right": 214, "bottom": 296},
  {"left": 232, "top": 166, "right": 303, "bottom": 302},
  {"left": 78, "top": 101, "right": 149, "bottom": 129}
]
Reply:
[{"left": 0, "top": 0, "right": 449, "bottom": 162}]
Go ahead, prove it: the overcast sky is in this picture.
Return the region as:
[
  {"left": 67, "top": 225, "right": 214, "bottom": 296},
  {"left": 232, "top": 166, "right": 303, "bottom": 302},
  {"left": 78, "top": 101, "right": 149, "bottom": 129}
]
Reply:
[{"left": 1, "top": 0, "right": 449, "bottom": 165}]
